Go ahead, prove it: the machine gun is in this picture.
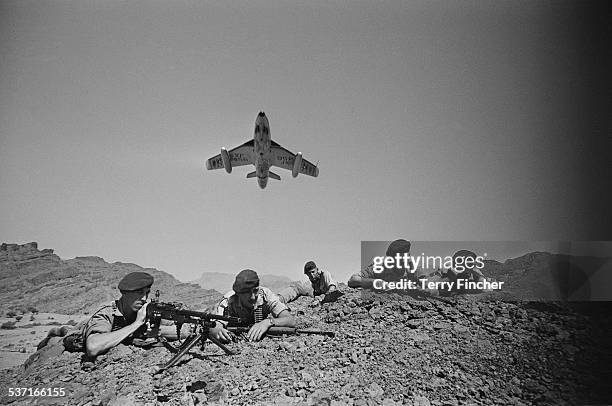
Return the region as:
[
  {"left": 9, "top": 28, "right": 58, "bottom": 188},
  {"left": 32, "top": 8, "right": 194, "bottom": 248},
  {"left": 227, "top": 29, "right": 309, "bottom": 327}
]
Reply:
[
  {"left": 146, "top": 291, "right": 241, "bottom": 372},
  {"left": 226, "top": 326, "right": 335, "bottom": 338}
]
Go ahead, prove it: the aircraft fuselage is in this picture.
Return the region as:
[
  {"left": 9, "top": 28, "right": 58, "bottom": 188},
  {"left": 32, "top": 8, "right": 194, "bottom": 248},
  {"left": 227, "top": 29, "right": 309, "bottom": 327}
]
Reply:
[{"left": 254, "top": 112, "right": 271, "bottom": 189}]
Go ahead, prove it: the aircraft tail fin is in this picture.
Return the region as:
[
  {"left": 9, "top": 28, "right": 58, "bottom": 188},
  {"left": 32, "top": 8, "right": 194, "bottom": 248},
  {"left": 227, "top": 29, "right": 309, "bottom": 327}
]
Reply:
[
  {"left": 268, "top": 171, "right": 281, "bottom": 181},
  {"left": 246, "top": 171, "right": 257, "bottom": 178}
]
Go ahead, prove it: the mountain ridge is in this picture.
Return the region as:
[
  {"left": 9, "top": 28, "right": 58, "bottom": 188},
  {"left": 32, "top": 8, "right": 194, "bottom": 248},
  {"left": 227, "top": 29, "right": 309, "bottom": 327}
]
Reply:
[
  {"left": 0, "top": 242, "right": 221, "bottom": 315},
  {"left": 191, "top": 271, "right": 293, "bottom": 295}
]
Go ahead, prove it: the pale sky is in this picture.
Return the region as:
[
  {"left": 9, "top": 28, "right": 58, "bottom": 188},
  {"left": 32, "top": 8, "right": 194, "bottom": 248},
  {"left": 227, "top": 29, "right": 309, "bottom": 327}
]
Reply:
[{"left": 1, "top": 1, "right": 606, "bottom": 284}]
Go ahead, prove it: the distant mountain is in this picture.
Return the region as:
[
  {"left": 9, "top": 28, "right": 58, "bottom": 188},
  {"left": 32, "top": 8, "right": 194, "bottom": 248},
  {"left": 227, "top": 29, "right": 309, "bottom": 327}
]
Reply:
[
  {"left": 192, "top": 272, "right": 293, "bottom": 295},
  {"left": 0, "top": 242, "right": 221, "bottom": 315}
]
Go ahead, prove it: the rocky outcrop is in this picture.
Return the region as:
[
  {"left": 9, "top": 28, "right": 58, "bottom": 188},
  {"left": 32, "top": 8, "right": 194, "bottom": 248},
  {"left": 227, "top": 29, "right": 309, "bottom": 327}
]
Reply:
[
  {"left": 1, "top": 288, "right": 610, "bottom": 405},
  {"left": 0, "top": 242, "right": 221, "bottom": 316},
  {"left": 483, "top": 252, "right": 608, "bottom": 301},
  {"left": 2, "top": 244, "right": 611, "bottom": 405},
  {"left": 0, "top": 242, "right": 59, "bottom": 263}
]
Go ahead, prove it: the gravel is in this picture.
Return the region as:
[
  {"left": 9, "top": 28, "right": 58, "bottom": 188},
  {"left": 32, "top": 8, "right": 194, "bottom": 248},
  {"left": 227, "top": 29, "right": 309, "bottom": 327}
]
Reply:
[{"left": 1, "top": 288, "right": 610, "bottom": 405}]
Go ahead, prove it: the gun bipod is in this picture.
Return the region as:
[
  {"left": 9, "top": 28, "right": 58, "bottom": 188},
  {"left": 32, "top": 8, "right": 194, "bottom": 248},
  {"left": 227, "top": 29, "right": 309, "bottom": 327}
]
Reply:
[{"left": 156, "top": 330, "right": 236, "bottom": 373}]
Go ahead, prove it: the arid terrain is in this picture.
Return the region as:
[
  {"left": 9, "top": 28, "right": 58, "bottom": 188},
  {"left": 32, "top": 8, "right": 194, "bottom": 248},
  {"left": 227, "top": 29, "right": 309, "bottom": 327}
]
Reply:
[
  {"left": 0, "top": 243, "right": 296, "bottom": 372},
  {"left": 1, "top": 243, "right": 611, "bottom": 405},
  {"left": 1, "top": 288, "right": 611, "bottom": 405},
  {"left": 0, "top": 313, "right": 88, "bottom": 370},
  {"left": 0, "top": 243, "right": 221, "bottom": 317},
  {"left": 0, "top": 242, "right": 222, "bottom": 372}
]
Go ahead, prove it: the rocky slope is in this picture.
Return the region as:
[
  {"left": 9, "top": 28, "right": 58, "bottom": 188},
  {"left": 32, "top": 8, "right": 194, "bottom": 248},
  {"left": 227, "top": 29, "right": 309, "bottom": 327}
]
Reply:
[
  {"left": 0, "top": 243, "right": 221, "bottom": 316},
  {"left": 480, "top": 253, "right": 608, "bottom": 301},
  {"left": 1, "top": 287, "right": 610, "bottom": 406}
]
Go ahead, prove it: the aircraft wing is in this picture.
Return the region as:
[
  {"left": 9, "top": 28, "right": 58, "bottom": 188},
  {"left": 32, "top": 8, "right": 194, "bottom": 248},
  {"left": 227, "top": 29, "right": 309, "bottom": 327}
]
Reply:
[
  {"left": 270, "top": 141, "right": 319, "bottom": 177},
  {"left": 206, "top": 140, "right": 255, "bottom": 170}
]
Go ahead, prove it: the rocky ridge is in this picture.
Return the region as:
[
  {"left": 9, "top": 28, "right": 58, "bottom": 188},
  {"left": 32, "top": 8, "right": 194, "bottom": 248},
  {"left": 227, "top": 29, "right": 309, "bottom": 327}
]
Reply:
[
  {"left": 1, "top": 287, "right": 610, "bottom": 405},
  {"left": 475, "top": 253, "right": 606, "bottom": 302},
  {"left": 0, "top": 243, "right": 221, "bottom": 315}
]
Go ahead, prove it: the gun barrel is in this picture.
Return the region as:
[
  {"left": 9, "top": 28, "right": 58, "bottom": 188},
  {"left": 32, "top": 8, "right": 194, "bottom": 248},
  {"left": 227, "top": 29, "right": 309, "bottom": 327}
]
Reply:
[
  {"left": 295, "top": 329, "right": 335, "bottom": 337},
  {"left": 227, "top": 326, "right": 335, "bottom": 338},
  {"left": 147, "top": 302, "right": 242, "bottom": 325}
]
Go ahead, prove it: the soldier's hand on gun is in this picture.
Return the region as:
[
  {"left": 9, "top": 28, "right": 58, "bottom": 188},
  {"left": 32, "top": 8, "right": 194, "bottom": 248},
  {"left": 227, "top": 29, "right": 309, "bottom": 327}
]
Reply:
[
  {"left": 135, "top": 301, "right": 150, "bottom": 326},
  {"left": 210, "top": 322, "right": 232, "bottom": 343},
  {"left": 309, "top": 297, "right": 321, "bottom": 307},
  {"left": 247, "top": 319, "right": 272, "bottom": 341}
]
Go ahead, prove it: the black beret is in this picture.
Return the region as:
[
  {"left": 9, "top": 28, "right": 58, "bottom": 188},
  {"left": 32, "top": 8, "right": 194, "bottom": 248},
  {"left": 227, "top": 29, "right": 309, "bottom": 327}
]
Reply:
[
  {"left": 233, "top": 269, "right": 259, "bottom": 294},
  {"left": 118, "top": 272, "right": 154, "bottom": 291},
  {"left": 304, "top": 261, "right": 317, "bottom": 273},
  {"left": 386, "top": 239, "right": 411, "bottom": 257}
]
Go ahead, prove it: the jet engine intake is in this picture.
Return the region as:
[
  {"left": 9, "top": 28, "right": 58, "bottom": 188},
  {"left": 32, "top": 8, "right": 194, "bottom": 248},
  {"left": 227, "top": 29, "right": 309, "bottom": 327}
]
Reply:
[
  {"left": 221, "top": 148, "right": 232, "bottom": 173},
  {"left": 292, "top": 152, "right": 302, "bottom": 178}
]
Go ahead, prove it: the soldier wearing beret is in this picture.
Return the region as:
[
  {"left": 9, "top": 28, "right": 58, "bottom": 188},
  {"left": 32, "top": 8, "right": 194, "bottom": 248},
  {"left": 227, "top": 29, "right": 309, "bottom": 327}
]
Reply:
[
  {"left": 210, "top": 269, "right": 295, "bottom": 342},
  {"left": 277, "top": 261, "right": 338, "bottom": 304},
  {"left": 348, "top": 239, "right": 415, "bottom": 290},
  {"left": 303, "top": 261, "right": 337, "bottom": 297},
  {"left": 84, "top": 271, "right": 182, "bottom": 357}
]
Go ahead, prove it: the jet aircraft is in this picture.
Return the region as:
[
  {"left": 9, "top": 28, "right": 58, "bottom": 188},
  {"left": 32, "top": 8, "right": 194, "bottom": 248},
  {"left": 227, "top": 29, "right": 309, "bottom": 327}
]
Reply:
[{"left": 205, "top": 112, "right": 319, "bottom": 189}]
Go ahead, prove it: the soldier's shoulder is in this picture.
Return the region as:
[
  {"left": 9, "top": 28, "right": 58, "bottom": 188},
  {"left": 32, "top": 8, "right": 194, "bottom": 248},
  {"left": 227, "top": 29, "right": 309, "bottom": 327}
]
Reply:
[
  {"left": 322, "top": 268, "right": 334, "bottom": 277},
  {"left": 360, "top": 263, "right": 376, "bottom": 277},
  {"left": 258, "top": 286, "right": 275, "bottom": 296},
  {"left": 222, "top": 290, "right": 235, "bottom": 299},
  {"left": 90, "top": 301, "right": 117, "bottom": 318},
  {"left": 260, "top": 287, "right": 284, "bottom": 304}
]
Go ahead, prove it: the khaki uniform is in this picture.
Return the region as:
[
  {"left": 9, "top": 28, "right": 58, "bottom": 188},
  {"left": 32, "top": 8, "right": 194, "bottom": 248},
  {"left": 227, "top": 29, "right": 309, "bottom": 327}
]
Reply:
[
  {"left": 311, "top": 269, "right": 337, "bottom": 296},
  {"left": 83, "top": 301, "right": 147, "bottom": 345},
  {"left": 278, "top": 269, "right": 337, "bottom": 303},
  {"left": 216, "top": 287, "right": 288, "bottom": 325}
]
